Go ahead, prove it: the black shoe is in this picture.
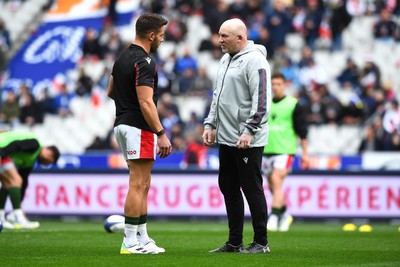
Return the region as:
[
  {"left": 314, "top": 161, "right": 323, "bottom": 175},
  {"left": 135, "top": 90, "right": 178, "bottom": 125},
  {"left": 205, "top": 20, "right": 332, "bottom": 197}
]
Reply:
[
  {"left": 245, "top": 242, "right": 271, "bottom": 254},
  {"left": 209, "top": 242, "right": 246, "bottom": 253}
]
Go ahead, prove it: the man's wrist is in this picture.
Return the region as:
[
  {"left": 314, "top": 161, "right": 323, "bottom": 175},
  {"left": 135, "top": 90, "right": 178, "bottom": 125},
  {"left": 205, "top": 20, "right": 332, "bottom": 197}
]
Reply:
[
  {"left": 156, "top": 129, "right": 165, "bottom": 136},
  {"left": 244, "top": 128, "right": 255, "bottom": 135},
  {"left": 204, "top": 124, "right": 214, "bottom": 130}
]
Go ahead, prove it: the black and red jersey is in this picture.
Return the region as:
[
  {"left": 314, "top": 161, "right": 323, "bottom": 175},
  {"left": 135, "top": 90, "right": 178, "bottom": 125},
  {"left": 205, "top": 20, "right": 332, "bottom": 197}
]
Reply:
[{"left": 111, "top": 44, "right": 158, "bottom": 132}]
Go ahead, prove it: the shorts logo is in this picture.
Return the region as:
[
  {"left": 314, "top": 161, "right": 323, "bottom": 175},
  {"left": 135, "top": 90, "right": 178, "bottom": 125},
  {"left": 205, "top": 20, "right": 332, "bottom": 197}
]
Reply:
[{"left": 127, "top": 150, "right": 137, "bottom": 155}]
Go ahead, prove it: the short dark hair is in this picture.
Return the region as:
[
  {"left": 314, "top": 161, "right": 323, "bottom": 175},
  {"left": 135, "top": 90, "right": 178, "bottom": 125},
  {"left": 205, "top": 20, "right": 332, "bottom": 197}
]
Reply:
[
  {"left": 271, "top": 72, "right": 286, "bottom": 81},
  {"left": 47, "top": 145, "right": 60, "bottom": 164},
  {"left": 135, "top": 13, "right": 168, "bottom": 39}
]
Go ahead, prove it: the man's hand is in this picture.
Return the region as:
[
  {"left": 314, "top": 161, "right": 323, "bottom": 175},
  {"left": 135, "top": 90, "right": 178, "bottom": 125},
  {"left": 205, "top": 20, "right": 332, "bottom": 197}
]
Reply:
[
  {"left": 301, "top": 153, "right": 310, "bottom": 169},
  {"left": 236, "top": 133, "right": 253, "bottom": 149},
  {"left": 156, "top": 135, "right": 172, "bottom": 158},
  {"left": 202, "top": 129, "right": 216, "bottom": 146}
]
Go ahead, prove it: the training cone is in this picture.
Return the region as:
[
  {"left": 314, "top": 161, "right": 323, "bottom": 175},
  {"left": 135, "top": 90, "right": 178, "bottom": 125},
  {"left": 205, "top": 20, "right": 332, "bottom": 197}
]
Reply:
[
  {"left": 359, "top": 224, "right": 373, "bottom": 232},
  {"left": 398, "top": 226, "right": 400, "bottom": 232},
  {"left": 342, "top": 223, "right": 357, "bottom": 232}
]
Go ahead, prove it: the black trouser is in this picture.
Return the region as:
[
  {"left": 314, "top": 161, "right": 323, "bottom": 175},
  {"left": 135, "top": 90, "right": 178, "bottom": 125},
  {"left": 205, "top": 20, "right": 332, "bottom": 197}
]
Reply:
[{"left": 218, "top": 144, "right": 268, "bottom": 246}]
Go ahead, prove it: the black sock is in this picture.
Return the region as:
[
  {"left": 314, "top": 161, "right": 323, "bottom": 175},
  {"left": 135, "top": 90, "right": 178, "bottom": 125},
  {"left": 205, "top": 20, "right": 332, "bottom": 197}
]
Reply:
[
  {"left": 9, "top": 187, "right": 21, "bottom": 209},
  {"left": 138, "top": 214, "right": 147, "bottom": 224},
  {"left": 281, "top": 205, "right": 287, "bottom": 214},
  {"left": 271, "top": 207, "right": 281, "bottom": 216},
  {"left": 125, "top": 216, "right": 139, "bottom": 225},
  {"left": 0, "top": 187, "right": 8, "bottom": 209}
]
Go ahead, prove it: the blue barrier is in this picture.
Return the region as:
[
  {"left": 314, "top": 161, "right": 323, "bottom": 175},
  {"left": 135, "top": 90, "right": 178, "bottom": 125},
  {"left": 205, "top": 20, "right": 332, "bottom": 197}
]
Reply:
[{"left": 36, "top": 149, "right": 363, "bottom": 172}]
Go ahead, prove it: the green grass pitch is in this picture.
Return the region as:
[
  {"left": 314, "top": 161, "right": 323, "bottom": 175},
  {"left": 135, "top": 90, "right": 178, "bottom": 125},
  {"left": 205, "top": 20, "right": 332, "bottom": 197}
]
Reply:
[{"left": 0, "top": 220, "right": 399, "bottom": 267}]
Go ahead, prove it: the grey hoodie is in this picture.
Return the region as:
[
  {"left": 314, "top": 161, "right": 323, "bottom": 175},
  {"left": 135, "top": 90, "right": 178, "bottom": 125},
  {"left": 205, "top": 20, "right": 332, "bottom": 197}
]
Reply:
[{"left": 204, "top": 41, "right": 271, "bottom": 147}]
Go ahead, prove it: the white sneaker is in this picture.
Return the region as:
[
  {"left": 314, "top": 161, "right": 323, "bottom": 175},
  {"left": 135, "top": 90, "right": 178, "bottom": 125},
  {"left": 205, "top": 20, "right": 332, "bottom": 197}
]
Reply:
[
  {"left": 7, "top": 211, "right": 40, "bottom": 229},
  {"left": 120, "top": 242, "right": 154, "bottom": 254},
  {"left": 0, "top": 219, "right": 16, "bottom": 229},
  {"left": 1, "top": 212, "right": 14, "bottom": 229},
  {"left": 142, "top": 238, "right": 165, "bottom": 253},
  {"left": 278, "top": 213, "right": 293, "bottom": 232},
  {"left": 5, "top": 211, "right": 16, "bottom": 222},
  {"left": 267, "top": 214, "right": 279, "bottom": 232}
]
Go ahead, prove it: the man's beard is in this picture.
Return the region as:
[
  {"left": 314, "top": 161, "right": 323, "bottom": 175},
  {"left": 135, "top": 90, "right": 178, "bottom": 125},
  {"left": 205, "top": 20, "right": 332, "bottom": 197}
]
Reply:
[
  {"left": 150, "top": 40, "right": 159, "bottom": 53},
  {"left": 221, "top": 45, "right": 229, "bottom": 54}
]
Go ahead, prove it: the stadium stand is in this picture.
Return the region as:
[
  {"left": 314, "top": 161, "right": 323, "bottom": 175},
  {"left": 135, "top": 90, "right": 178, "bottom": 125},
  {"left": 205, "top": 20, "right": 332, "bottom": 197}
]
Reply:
[{"left": 0, "top": 0, "right": 49, "bottom": 57}]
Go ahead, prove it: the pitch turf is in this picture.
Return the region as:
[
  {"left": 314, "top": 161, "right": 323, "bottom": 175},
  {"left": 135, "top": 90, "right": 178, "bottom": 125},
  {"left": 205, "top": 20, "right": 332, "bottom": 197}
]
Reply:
[{"left": 0, "top": 220, "right": 399, "bottom": 267}]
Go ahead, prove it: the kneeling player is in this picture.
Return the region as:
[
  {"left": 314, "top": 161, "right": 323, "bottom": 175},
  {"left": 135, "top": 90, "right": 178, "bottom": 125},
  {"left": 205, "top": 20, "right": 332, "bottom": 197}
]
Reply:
[{"left": 0, "top": 131, "right": 60, "bottom": 229}]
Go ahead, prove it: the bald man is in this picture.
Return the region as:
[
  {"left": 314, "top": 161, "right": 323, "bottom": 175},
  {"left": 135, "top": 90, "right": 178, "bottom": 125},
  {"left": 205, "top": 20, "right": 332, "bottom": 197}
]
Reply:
[{"left": 203, "top": 18, "right": 272, "bottom": 253}]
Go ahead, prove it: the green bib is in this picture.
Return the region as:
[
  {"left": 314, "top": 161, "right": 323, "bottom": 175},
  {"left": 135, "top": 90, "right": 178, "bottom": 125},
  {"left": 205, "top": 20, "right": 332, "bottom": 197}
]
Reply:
[
  {"left": 264, "top": 96, "right": 298, "bottom": 154},
  {"left": 0, "top": 132, "right": 41, "bottom": 169}
]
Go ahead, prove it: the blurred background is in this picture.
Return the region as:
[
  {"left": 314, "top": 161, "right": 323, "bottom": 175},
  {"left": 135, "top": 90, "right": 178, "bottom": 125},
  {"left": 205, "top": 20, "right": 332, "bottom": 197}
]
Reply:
[{"left": 0, "top": 0, "right": 399, "bottom": 221}]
